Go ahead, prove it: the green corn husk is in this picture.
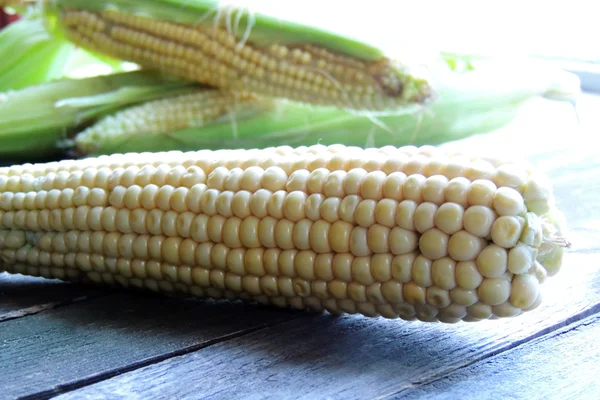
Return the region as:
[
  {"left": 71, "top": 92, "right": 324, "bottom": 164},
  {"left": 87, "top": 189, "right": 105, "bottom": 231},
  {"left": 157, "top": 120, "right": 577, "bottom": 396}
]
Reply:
[
  {"left": 0, "top": 70, "right": 202, "bottom": 161},
  {"left": 0, "top": 7, "right": 75, "bottom": 91},
  {"left": 74, "top": 56, "right": 580, "bottom": 156},
  {"left": 44, "top": 0, "right": 433, "bottom": 112}
]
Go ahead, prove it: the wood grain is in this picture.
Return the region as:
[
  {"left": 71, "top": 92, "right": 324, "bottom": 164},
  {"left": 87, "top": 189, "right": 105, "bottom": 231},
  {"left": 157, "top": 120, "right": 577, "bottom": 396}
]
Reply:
[
  {"left": 0, "top": 293, "right": 300, "bottom": 399},
  {"left": 0, "top": 273, "right": 105, "bottom": 322},
  {"left": 398, "top": 314, "right": 600, "bottom": 400}
]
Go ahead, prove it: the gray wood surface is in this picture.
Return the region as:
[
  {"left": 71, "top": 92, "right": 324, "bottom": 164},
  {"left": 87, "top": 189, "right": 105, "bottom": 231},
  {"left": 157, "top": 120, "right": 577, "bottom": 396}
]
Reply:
[
  {"left": 0, "top": 94, "right": 598, "bottom": 400},
  {"left": 0, "top": 293, "right": 299, "bottom": 399},
  {"left": 399, "top": 313, "right": 600, "bottom": 400},
  {"left": 0, "top": 274, "right": 104, "bottom": 322}
]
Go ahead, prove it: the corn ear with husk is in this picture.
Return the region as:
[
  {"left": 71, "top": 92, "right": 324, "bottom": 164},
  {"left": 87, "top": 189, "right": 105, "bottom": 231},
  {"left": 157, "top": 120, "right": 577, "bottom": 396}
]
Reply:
[
  {"left": 0, "top": 70, "right": 202, "bottom": 160},
  {"left": 44, "top": 0, "right": 433, "bottom": 112},
  {"left": 73, "top": 56, "right": 581, "bottom": 156}
]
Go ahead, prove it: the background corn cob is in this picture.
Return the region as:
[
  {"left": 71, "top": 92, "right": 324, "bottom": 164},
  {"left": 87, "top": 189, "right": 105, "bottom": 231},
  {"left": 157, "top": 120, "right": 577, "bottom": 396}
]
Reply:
[
  {"left": 0, "top": 70, "right": 204, "bottom": 160},
  {"left": 0, "top": 145, "right": 568, "bottom": 323},
  {"left": 72, "top": 57, "right": 580, "bottom": 155},
  {"left": 46, "top": 0, "right": 433, "bottom": 112}
]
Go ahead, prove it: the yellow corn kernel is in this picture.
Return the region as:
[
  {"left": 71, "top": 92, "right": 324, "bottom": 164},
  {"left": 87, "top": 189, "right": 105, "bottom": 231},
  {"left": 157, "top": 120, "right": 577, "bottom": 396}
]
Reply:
[{"left": 0, "top": 145, "right": 568, "bottom": 322}]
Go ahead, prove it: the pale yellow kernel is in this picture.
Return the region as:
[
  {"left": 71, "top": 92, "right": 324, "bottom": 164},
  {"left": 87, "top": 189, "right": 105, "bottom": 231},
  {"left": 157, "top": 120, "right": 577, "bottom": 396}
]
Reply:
[
  {"left": 228, "top": 190, "right": 251, "bottom": 219},
  {"left": 509, "top": 274, "right": 539, "bottom": 309},
  {"left": 245, "top": 248, "right": 266, "bottom": 276},
  {"left": 402, "top": 174, "right": 426, "bottom": 202},
  {"left": 328, "top": 220, "right": 351, "bottom": 253},
  {"left": 467, "top": 302, "right": 492, "bottom": 320},
  {"left": 343, "top": 168, "right": 368, "bottom": 195},
  {"left": 347, "top": 281, "right": 367, "bottom": 302},
  {"left": 315, "top": 253, "right": 334, "bottom": 281},
  {"left": 206, "top": 215, "right": 225, "bottom": 243},
  {"left": 192, "top": 269, "right": 210, "bottom": 287},
  {"left": 307, "top": 168, "right": 330, "bottom": 194},
  {"left": 430, "top": 256, "right": 456, "bottom": 290},
  {"left": 310, "top": 220, "right": 332, "bottom": 253},
  {"left": 349, "top": 226, "right": 371, "bottom": 257},
  {"left": 236, "top": 216, "right": 260, "bottom": 248},
  {"left": 140, "top": 184, "right": 159, "bottom": 210},
  {"left": 207, "top": 167, "right": 228, "bottom": 190},
  {"left": 463, "top": 205, "right": 496, "bottom": 238},
  {"left": 365, "top": 283, "right": 386, "bottom": 304},
  {"left": 350, "top": 256, "right": 374, "bottom": 285},
  {"left": 185, "top": 184, "right": 206, "bottom": 213},
  {"left": 222, "top": 217, "right": 243, "bottom": 248},
  {"left": 419, "top": 228, "right": 448, "bottom": 260},
  {"left": 467, "top": 179, "right": 497, "bottom": 207},
  {"left": 478, "top": 277, "right": 511, "bottom": 306},
  {"left": 277, "top": 276, "right": 296, "bottom": 297},
  {"left": 493, "top": 187, "right": 525, "bottom": 216},
  {"left": 382, "top": 172, "right": 407, "bottom": 201},
  {"left": 412, "top": 255, "right": 433, "bottom": 287},
  {"left": 368, "top": 254, "right": 391, "bottom": 282},
  {"left": 242, "top": 275, "right": 262, "bottom": 295},
  {"left": 323, "top": 170, "right": 346, "bottom": 198},
  {"left": 403, "top": 281, "right": 426, "bottom": 305},
  {"left": 275, "top": 219, "right": 295, "bottom": 250},
  {"left": 422, "top": 175, "right": 449, "bottom": 205},
  {"left": 260, "top": 275, "right": 279, "bottom": 296},
  {"left": 367, "top": 224, "right": 390, "bottom": 253},
  {"left": 395, "top": 200, "right": 417, "bottom": 231},
  {"left": 258, "top": 216, "right": 277, "bottom": 247},
  {"left": 494, "top": 164, "right": 528, "bottom": 190},
  {"left": 286, "top": 170, "right": 310, "bottom": 192},
  {"left": 374, "top": 199, "right": 398, "bottom": 228},
  {"left": 294, "top": 250, "right": 316, "bottom": 280},
  {"left": 450, "top": 287, "right": 478, "bottom": 306},
  {"left": 328, "top": 280, "right": 348, "bottom": 299},
  {"left": 87, "top": 206, "right": 103, "bottom": 231},
  {"left": 360, "top": 171, "right": 386, "bottom": 200},
  {"left": 170, "top": 187, "right": 189, "bottom": 213},
  {"left": 434, "top": 202, "right": 464, "bottom": 235},
  {"left": 290, "top": 218, "right": 311, "bottom": 250},
  {"left": 404, "top": 155, "right": 428, "bottom": 175},
  {"left": 508, "top": 243, "right": 537, "bottom": 274},
  {"left": 465, "top": 160, "right": 496, "bottom": 181},
  {"left": 491, "top": 216, "right": 523, "bottom": 248},
  {"left": 444, "top": 177, "right": 470, "bottom": 207},
  {"left": 249, "top": 189, "right": 271, "bottom": 218},
  {"left": 440, "top": 304, "right": 468, "bottom": 320},
  {"left": 238, "top": 167, "right": 264, "bottom": 192},
  {"left": 267, "top": 190, "right": 286, "bottom": 219},
  {"left": 282, "top": 191, "right": 308, "bottom": 222},
  {"left": 476, "top": 244, "right": 508, "bottom": 278},
  {"left": 448, "top": 230, "right": 485, "bottom": 261},
  {"left": 381, "top": 280, "right": 403, "bottom": 303},
  {"left": 181, "top": 166, "right": 207, "bottom": 188},
  {"left": 455, "top": 260, "right": 483, "bottom": 290},
  {"left": 414, "top": 202, "right": 437, "bottom": 233},
  {"left": 156, "top": 185, "right": 175, "bottom": 211},
  {"left": 116, "top": 209, "right": 133, "bottom": 234},
  {"left": 338, "top": 195, "right": 360, "bottom": 223},
  {"left": 301, "top": 193, "right": 322, "bottom": 222},
  {"left": 426, "top": 286, "right": 451, "bottom": 308},
  {"left": 261, "top": 166, "right": 288, "bottom": 192},
  {"left": 531, "top": 261, "right": 547, "bottom": 284},
  {"left": 211, "top": 243, "right": 230, "bottom": 269}
]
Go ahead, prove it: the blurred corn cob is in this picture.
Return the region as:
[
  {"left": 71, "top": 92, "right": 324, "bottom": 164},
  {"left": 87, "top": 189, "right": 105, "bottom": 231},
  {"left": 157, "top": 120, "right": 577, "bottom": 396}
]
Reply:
[
  {"left": 73, "top": 56, "right": 580, "bottom": 155},
  {"left": 0, "top": 70, "right": 203, "bottom": 160},
  {"left": 45, "top": 0, "right": 433, "bottom": 112}
]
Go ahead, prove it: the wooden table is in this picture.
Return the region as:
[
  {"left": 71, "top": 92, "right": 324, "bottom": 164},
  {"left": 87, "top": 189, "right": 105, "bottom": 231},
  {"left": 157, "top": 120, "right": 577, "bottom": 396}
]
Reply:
[{"left": 1, "top": 93, "right": 599, "bottom": 400}]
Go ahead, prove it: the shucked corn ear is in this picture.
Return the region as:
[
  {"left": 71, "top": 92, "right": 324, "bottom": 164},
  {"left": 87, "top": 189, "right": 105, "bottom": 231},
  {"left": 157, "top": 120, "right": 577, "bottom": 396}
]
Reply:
[
  {"left": 45, "top": 0, "right": 433, "bottom": 112},
  {"left": 73, "top": 58, "right": 581, "bottom": 156},
  {"left": 0, "top": 144, "right": 569, "bottom": 323}
]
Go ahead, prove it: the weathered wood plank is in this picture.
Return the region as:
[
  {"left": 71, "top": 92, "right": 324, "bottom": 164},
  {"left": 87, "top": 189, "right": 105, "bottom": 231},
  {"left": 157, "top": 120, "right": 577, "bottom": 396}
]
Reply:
[
  {"left": 0, "top": 293, "right": 300, "bottom": 399},
  {"left": 50, "top": 250, "right": 600, "bottom": 400},
  {"left": 0, "top": 273, "right": 105, "bottom": 322},
  {"left": 398, "top": 313, "right": 600, "bottom": 400}
]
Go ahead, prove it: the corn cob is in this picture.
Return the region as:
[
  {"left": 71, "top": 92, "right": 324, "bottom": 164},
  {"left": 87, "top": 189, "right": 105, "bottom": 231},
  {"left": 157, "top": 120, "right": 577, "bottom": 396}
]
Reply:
[
  {"left": 44, "top": 0, "right": 433, "bottom": 112},
  {"left": 72, "top": 59, "right": 580, "bottom": 156},
  {"left": 0, "top": 70, "right": 202, "bottom": 160},
  {"left": 0, "top": 144, "right": 568, "bottom": 323}
]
